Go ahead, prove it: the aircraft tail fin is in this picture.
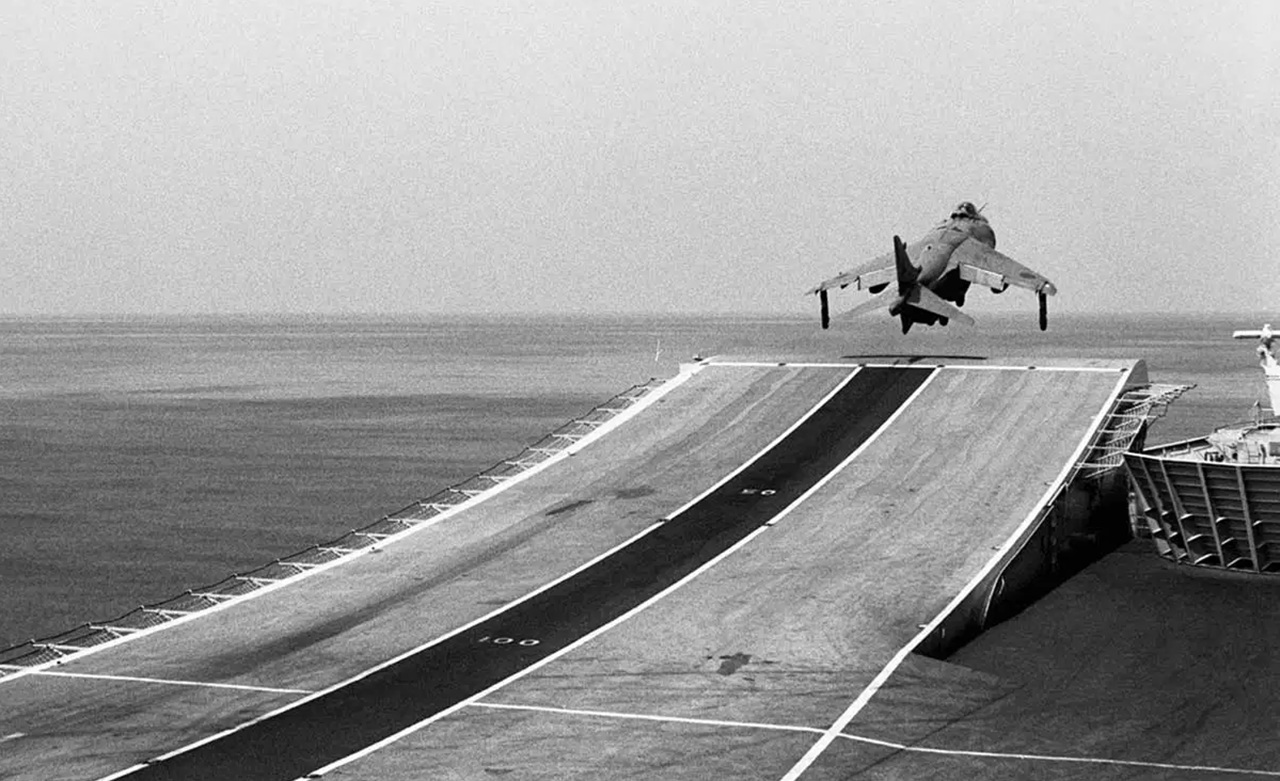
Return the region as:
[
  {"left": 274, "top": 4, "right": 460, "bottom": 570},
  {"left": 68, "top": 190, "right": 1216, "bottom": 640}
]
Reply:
[
  {"left": 892, "top": 235, "right": 918, "bottom": 295},
  {"left": 833, "top": 236, "right": 974, "bottom": 330},
  {"left": 905, "top": 285, "right": 976, "bottom": 327}
]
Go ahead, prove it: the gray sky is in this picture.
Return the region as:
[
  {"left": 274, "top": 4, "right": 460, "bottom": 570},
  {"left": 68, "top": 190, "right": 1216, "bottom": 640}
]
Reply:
[{"left": 3, "top": 1, "right": 1277, "bottom": 315}]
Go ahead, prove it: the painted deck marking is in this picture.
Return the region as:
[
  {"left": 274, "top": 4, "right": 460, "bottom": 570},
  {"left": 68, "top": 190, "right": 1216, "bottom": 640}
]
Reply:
[
  {"left": 472, "top": 702, "right": 1280, "bottom": 777},
  {"left": 113, "top": 367, "right": 934, "bottom": 781},
  {"left": 35, "top": 670, "right": 313, "bottom": 695},
  {"left": 889, "top": 742, "right": 1280, "bottom": 777},
  {"left": 474, "top": 700, "right": 827, "bottom": 736},
  {"left": 709, "top": 360, "right": 1126, "bottom": 373}
]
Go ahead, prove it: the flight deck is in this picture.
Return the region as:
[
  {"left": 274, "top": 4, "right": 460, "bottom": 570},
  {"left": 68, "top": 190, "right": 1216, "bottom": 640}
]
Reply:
[{"left": 1, "top": 357, "right": 1208, "bottom": 780}]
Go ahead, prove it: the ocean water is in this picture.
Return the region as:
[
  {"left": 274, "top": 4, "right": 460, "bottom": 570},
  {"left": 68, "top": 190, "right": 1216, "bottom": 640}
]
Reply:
[{"left": 0, "top": 312, "right": 1272, "bottom": 648}]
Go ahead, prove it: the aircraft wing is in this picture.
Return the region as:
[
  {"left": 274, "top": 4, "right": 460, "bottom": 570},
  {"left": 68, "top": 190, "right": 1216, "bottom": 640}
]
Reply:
[
  {"left": 1233, "top": 326, "right": 1273, "bottom": 340},
  {"left": 952, "top": 239, "right": 1057, "bottom": 296},
  {"left": 807, "top": 253, "right": 896, "bottom": 295}
]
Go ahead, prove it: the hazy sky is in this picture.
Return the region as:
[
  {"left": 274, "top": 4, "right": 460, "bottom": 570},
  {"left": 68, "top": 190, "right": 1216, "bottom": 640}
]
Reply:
[{"left": 3, "top": 1, "right": 1277, "bottom": 315}]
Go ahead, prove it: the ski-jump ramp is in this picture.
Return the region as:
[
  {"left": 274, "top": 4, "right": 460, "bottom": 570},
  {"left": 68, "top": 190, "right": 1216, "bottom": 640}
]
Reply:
[{"left": 0, "top": 358, "right": 1145, "bottom": 780}]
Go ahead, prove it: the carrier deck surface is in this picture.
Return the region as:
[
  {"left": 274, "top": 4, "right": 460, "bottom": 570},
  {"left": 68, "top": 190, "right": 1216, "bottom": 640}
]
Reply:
[{"left": 1, "top": 358, "right": 1148, "bottom": 780}]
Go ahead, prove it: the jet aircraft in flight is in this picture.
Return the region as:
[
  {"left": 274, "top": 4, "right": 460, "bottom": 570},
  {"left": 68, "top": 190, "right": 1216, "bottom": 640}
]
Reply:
[{"left": 808, "top": 202, "right": 1058, "bottom": 334}]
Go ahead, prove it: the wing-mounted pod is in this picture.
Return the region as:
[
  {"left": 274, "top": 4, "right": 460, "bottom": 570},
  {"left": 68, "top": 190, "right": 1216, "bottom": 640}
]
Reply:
[{"left": 1036, "top": 280, "right": 1057, "bottom": 331}]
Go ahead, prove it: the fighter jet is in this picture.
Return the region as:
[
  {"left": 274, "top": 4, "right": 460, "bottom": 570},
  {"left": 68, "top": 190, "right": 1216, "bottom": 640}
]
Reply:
[{"left": 808, "top": 202, "right": 1057, "bottom": 334}]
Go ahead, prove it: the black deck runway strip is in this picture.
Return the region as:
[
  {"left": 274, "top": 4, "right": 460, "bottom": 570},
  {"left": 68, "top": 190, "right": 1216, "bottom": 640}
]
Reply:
[{"left": 130, "top": 366, "right": 933, "bottom": 781}]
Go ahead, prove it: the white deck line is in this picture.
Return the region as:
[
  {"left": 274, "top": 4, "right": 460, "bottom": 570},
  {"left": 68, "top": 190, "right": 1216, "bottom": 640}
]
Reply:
[
  {"left": 777, "top": 366, "right": 1140, "bottom": 781},
  {"left": 708, "top": 360, "right": 1127, "bottom": 373},
  {"left": 474, "top": 701, "right": 830, "bottom": 736},
  {"left": 887, "top": 742, "right": 1280, "bottom": 777},
  {"left": 470, "top": 702, "right": 1280, "bottom": 777},
  {"left": 290, "top": 368, "right": 941, "bottom": 780},
  {"left": 34, "top": 670, "right": 313, "bottom": 695},
  {"left": 100, "top": 365, "right": 866, "bottom": 781},
  {"left": 2, "top": 368, "right": 696, "bottom": 689}
]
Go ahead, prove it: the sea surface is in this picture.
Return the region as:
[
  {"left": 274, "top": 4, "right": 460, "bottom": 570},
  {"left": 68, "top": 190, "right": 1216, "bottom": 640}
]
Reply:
[{"left": 0, "top": 312, "right": 1272, "bottom": 648}]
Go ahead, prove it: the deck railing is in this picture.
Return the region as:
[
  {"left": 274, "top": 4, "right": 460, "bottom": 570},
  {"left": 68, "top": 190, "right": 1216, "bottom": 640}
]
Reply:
[{"left": 1075, "top": 383, "right": 1192, "bottom": 480}]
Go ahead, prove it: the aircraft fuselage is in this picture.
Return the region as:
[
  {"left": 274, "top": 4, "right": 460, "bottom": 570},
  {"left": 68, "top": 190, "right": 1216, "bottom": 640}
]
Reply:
[{"left": 894, "top": 220, "right": 994, "bottom": 326}]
